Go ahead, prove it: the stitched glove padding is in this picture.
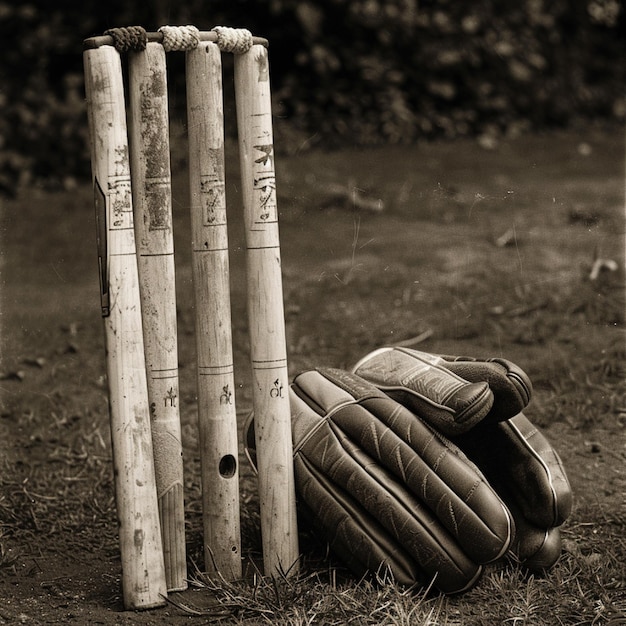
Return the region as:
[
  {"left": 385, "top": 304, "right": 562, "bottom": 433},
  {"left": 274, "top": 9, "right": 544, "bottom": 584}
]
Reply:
[
  {"left": 428, "top": 352, "right": 532, "bottom": 420},
  {"left": 247, "top": 367, "right": 513, "bottom": 593},
  {"left": 452, "top": 413, "right": 573, "bottom": 571},
  {"left": 354, "top": 346, "right": 572, "bottom": 573},
  {"left": 351, "top": 347, "right": 495, "bottom": 436},
  {"left": 244, "top": 348, "right": 572, "bottom": 591},
  {"left": 352, "top": 347, "right": 532, "bottom": 435}
]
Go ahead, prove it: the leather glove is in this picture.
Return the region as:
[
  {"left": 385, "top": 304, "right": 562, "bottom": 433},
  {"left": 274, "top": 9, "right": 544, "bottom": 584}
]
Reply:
[
  {"left": 352, "top": 346, "right": 532, "bottom": 435},
  {"left": 245, "top": 347, "right": 572, "bottom": 592},
  {"left": 353, "top": 346, "right": 572, "bottom": 572},
  {"left": 247, "top": 367, "right": 514, "bottom": 593}
]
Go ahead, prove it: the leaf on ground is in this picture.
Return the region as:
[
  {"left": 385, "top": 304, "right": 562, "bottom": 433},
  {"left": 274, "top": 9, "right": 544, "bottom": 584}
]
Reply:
[{"left": 0, "top": 370, "right": 25, "bottom": 381}]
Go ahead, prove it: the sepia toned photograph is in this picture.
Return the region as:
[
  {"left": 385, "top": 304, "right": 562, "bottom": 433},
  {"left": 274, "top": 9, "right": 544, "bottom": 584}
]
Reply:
[{"left": 1, "top": 2, "right": 624, "bottom": 624}]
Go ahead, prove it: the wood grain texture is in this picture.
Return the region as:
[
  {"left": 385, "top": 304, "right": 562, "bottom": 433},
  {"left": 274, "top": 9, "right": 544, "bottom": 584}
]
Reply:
[
  {"left": 186, "top": 42, "right": 242, "bottom": 579},
  {"left": 83, "top": 44, "right": 167, "bottom": 610},
  {"left": 128, "top": 43, "right": 187, "bottom": 593},
  {"left": 234, "top": 44, "right": 299, "bottom": 577}
]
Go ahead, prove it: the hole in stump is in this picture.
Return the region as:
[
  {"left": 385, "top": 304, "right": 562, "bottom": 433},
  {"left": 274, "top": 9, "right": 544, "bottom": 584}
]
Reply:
[{"left": 219, "top": 454, "right": 237, "bottom": 478}]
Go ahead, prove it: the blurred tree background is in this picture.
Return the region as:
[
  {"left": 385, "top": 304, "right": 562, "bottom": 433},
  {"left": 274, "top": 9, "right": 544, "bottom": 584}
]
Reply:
[{"left": 0, "top": 0, "right": 623, "bottom": 195}]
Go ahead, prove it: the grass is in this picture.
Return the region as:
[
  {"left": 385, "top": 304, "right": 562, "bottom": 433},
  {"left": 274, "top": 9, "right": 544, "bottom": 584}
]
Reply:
[
  {"left": 0, "top": 125, "right": 625, "bottom": 624},
  {"left": 165, "top": 563, "right": 447, "bottom": 625},
  {"left": 166, "top": 519, "right": 626, "bottom": 625}
]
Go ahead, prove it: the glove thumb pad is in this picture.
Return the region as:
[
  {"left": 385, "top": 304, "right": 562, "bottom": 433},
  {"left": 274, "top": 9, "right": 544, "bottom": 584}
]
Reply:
[
  {"left": 454, "top": 413, "right": 573, "bottom": 529},
  {"left": 434, "top": 353, "right": 532, "bottom": 419},
  {"left": 352, "top": 347, "right": 494, "bottom": 436},
  {"left": 507, "top": 499, "right": 563, "bottom": 572}
]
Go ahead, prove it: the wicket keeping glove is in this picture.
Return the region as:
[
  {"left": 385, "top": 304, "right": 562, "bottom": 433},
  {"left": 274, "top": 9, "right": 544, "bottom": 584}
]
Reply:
[
  {"left": 352, "top": 347, "right": 572, "bottom": 574},
  {"left": 245, "top": 348, "right": 572, "bottom": 593}
]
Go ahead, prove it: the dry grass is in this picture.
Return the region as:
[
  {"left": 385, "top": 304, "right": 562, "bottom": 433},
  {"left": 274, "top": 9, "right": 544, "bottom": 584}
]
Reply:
[{"left": 167, "top": 564, "right": 446, "bottom": 625}]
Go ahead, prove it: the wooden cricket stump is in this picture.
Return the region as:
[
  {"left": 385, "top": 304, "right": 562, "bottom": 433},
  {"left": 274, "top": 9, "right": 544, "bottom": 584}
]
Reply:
[{"left": 83, "top": 25, "right": 299, "bottom": 611}]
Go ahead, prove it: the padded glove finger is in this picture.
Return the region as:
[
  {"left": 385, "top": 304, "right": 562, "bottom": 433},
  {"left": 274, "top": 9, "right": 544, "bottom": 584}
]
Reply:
[
  {"left": 453, "top": 413, "right": 573, "bottom": 530},
  {"left": 245, "top": 413, "right": 421, "bottom": 583},
  {"left": 433, "top": 353, "right": 532, "bottom": 420},
  {"left": 294, "top": 456, "right": 422, "bottom": 586},
  {"left": 288, "top": 368, "right": 514, "bottom": 593},
  {"left": 245, "top": 395, "right": 482, "bottom": 591},
  {"left": 290, "top": 384, "right": 480, "bottom": 592},
  {"left": 352, "top": 347, "right": 494, "bottom": 436},
  {"left": 515, "top": 526, "right": 562, "bottom": 572},
  {"left": 505, "top": 496, "right": 563, "bottom": 572}
]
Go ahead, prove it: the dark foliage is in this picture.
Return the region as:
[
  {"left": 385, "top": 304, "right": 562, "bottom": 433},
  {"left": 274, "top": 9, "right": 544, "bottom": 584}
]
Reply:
[{"left": 0, "top": 0, "right": 623, "bottom": 195}]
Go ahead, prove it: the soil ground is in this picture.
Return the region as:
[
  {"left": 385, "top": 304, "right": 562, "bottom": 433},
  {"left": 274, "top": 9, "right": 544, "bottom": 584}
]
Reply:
[{"left": 1, "top": 127, "right": 624, "bottom": 624}]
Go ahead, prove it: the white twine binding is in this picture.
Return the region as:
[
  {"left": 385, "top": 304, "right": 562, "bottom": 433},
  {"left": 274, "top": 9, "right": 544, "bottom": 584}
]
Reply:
[
  {"left": 158, "top": 25, "right": 200, "bottom": 52},
  {"left": 212, "top": 26, "right": 254, "bottom": 54}
]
